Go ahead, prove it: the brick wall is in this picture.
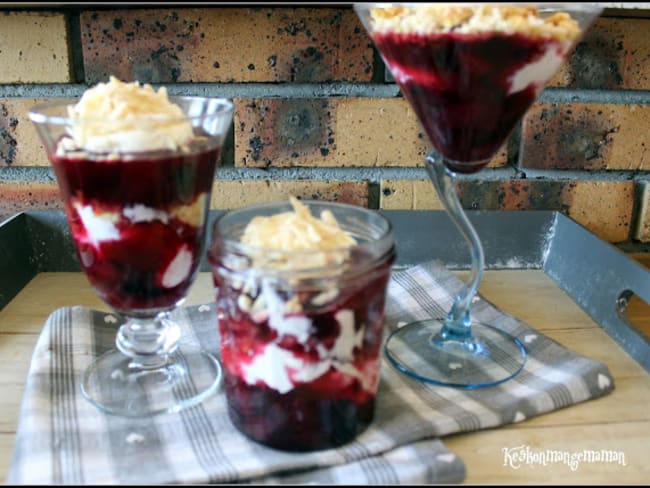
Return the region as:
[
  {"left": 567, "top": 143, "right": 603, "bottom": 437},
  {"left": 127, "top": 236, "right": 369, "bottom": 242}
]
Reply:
[{"left": 0, "top": 4, "right": 649, "bottom": 249}]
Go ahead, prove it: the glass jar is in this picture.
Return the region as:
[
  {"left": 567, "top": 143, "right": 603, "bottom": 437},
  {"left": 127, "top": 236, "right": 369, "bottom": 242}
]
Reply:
[{"left": 208, "top": 200, "right": 395, "bottom": 451}]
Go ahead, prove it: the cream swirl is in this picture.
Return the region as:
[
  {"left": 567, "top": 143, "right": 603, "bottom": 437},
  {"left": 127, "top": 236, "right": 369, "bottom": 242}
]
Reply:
[
  {"left": 66, "top": 76, "right": 194, "bottom": 153},
  {"left": 240, "top": 197, "right": 357, "bottom": 271}
]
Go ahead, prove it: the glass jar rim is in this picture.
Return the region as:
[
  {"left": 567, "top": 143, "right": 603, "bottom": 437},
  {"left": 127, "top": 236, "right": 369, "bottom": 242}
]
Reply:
[
  {"left": 28, "top": 95, "right": 235, "bottom": 126},
  {"left": 210, "top": 199, "right": 396, "bottom": 280},
  {"left": 212, "top": 199, "right": 394, "bottom": 255}
]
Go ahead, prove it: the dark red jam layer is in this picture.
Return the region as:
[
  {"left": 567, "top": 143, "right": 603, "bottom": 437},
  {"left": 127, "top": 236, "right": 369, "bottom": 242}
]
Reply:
[
  {"left": 51, "top": 145, "right": 221, "bottom": 314},
  {"left": 372, "top": 30, "right": 564, "bottom": 172},
  {"left": 210, "top": 249, "right": 394, "bottom": 451}
]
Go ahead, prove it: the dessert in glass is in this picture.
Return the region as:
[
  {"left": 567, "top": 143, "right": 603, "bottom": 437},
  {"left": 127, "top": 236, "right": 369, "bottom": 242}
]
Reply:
[
  {"left": 29, "top": 77, "right": 234, "bottom": 416},
  {"left": 355, "top": 4, "right": 603, "bottom": 387},
  {"left": 209, "top": 198, "right": 395, "bottom": 450}
]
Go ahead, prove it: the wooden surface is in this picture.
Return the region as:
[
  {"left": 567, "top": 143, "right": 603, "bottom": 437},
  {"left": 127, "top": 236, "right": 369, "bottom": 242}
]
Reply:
[{"left": 1, "top": 268, "right": 650, "bottom": 484}]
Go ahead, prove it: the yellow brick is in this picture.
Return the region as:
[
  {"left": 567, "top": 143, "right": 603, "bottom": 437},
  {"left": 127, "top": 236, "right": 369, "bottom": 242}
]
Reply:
[
  {"left": 1, "top": 98, "right": 60, "bottom": 167},
  {"left": 235, "top": 97, "right": 509, "bottom": 168},
  {"left": 81, "top": 8, "right": 370, "bottom": 83},
  {"left": 0, "top": 12, "right": 71, "bottom": 83},
  {"left": 334, "top": 98, "right": 427, "bottom": 166},
  {"left": 380, "top": 179, "right": 443, "bottom": 210},
  {"left": 211, "top": 180, "right": 368, "bottom": 209},
  {"left": 566, "top": 180, "right": 633, "bottom": 243},
  {"left": 334, "top": 99, "right": 507, "bottom": 168},
  {"left": 0, "top": 181, "right": 62, "bottom": 221}
]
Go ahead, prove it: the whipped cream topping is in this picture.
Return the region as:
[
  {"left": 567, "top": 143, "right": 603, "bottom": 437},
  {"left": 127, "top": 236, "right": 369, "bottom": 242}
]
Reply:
[
  {"left": 368, "top": 5, "right": 578, "bottom": 97},
  {"left": 240, "top": 197, "right": 357, "bottom": 271},
  {"left": 241, "top": 197, "right": 357, "bottom": 251},
  {"left": 369, "top": 5, "right": 581, "bottom": 42},
  {"left": 65, "top": 76, "right": 195, "bottom": 153}
]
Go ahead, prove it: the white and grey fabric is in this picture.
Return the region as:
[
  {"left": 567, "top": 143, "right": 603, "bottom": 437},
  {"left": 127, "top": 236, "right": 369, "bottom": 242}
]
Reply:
[{"left": 7, "top": 260, "right": 614, "bottom": 484}]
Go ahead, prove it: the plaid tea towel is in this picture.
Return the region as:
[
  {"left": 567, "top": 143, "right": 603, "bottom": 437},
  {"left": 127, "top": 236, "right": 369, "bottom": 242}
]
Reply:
[{"left": 6, "top": 260, "right": 615, "bottom": 484}]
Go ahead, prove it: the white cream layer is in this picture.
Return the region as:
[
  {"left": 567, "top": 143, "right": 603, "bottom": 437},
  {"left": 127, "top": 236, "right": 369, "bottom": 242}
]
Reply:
[
  {"left": 509, "top": 42, "right": 568, "bottom": 95},
  {"left": 240, "top": 301, "right": 372, "bottom": 395},
  {"left": 73, "top": 201, "right": 193, "bottom": 288}
]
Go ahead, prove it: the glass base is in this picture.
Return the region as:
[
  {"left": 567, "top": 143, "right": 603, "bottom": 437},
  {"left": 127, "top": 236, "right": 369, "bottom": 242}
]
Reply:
[
  {"left": 81, "top": 349, "right": 222, "bottom": 416},
  {"left": 384, "top": 319, "right": 526, "bottom": 388}
]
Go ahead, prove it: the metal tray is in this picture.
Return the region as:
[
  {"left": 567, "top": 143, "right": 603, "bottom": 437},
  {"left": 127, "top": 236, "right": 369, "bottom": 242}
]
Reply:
[{"left": 1, "top": 209, "right": 649, "bottom": 373}]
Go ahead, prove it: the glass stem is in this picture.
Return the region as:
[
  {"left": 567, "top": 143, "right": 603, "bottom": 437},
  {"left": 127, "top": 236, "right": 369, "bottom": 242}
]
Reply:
[
  {"left": 425, "top": 151, "right": 486, "bottom": 341},
  {"left": 116, "top": 312, "right": 181, "bottom": 369}
]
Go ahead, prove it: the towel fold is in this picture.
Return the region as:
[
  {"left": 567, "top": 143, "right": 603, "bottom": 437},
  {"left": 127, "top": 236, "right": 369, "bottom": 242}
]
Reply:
[{"left": 7, "top": 260, "right": 615, "bottom": 484}]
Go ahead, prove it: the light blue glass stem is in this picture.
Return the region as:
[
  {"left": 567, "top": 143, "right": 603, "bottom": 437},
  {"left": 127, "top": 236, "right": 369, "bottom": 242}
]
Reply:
[{"left": 425, "top": 151, "right": 487, "bottom": 342}]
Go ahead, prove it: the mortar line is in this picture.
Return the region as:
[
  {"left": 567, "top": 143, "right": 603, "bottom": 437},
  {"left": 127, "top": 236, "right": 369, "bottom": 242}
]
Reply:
[
  {"left": 2, "top": 165, "right": 649, "bottom": 183},
  {"left": 1, "top": 84, "right": 649, "bottom": 104}
]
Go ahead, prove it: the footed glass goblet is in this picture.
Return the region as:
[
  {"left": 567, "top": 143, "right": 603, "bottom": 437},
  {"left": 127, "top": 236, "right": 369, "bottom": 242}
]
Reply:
[
  {"left": 355, "top": 3, "right": 603, "bottom": 387},
  {"left": 30, "top": 94, "right": 234, "bottom": 415}
]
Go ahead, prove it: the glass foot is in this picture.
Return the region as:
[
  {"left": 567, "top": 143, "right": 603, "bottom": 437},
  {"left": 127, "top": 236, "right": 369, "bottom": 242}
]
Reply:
[
  {"left": 81, "top": 349, "right": 222, "bottom": 416},
  {"left": 384, "top": 319, "right": 526, "bottom": 388}
]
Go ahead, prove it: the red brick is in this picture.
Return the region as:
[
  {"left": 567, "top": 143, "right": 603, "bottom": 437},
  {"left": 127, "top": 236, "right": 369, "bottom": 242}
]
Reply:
[
  {"left": 0, "top": 182, "right": 63, "bottom": 221},
  {"left": 234, "top": 97, "right": 509, "bottom": 168},
  {"left": 457, "top": 179, "right": 633, "bottom": 243},
  {"left": 1, "top": 98, "right": 56, "bottom": 167},
  {"left": 549, "top": 17, "right": 650, "bottom": 90},
  {"left": 379, "top": 179, "right": 443, "bottom": 210},
  {"left": 210, "top": 180, "right": 368, "bottom": 209},
  {"left": 519, "top": 103, "right": 650, "bottom": 170},
  {"left": 80, "top": 8, "right": 372, "bottom": 84}
]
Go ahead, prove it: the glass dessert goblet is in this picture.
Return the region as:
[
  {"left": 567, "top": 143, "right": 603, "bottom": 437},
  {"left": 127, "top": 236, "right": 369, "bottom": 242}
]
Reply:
[
  {"left": 209, "top": 199, "right": 395, "bottom": 450},
  {"left": 355, "top": 3, "right": 603, "bottom": 388},
  {"left": 30, "top": 87, "right": 234, "bottom": 416}
]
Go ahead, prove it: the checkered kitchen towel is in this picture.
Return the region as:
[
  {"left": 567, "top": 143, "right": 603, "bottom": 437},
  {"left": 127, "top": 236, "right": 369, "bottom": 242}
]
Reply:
[{"left": 7, "top": 260, "right": 615, "bottom": 484}]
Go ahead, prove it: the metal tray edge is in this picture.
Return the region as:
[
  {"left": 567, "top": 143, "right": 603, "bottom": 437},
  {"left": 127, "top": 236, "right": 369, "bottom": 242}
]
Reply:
[{"left": 1, "top": 209, "right": 649, "bottom": 373}]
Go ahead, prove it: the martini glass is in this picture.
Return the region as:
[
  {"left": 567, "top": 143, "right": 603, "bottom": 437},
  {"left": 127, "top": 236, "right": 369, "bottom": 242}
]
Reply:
[
  {"left": 355, "top": 3, "right": 603, "bottom": 387},
  {"left": 30, "top": 95, "right": 234, "bottom": 415}
]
